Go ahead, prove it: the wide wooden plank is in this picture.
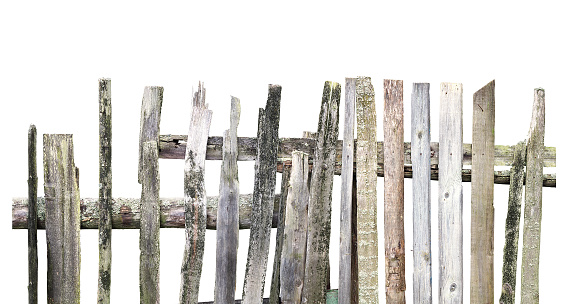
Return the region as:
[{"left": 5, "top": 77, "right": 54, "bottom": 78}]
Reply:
[
  {"left": 354, "top": 76, "right": 379, "bottom": 303},
  {"left": 521, "top": 88, "right": 545, "bottom": 304},
  {"left": 470, "top": 80, "right": 496, "bottom": 304},
  {"left": 411, "top": 83, "right": 432, "bottom": 304},
  {"left": 499, "top": 141, "right": 526, "bottom": 304},
  {"left": 139, "top": 86, "right": 163, "bottom": 183},
  {"left": 280, "top": 151, "right": 310, "bottom": 304},
  {"left": 44, "top": 134, "right": 81, "bottom": 304},
  {"left": 28, "top": 125, "right": 38, "bottom": 304},
  {"left": 242, "top": 84, "right": 281, "bottom": 304},
  {"left": 339, "top": 78, "right": 355, "bottom": 304},
  {"left": 180, "top": 82, "right": 213, "bottom": 304},
  {"left": 98, "top": 77, "right": 113, "bottom": 304},
  {"left": 438, "top": 83, "right": 463, "bottom": 304},
  {"left": 215, "top": 96, "right": 240, "bottom": 304}
]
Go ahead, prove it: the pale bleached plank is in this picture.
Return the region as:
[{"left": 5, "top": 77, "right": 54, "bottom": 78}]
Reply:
[
  {"left": 355, "top": 76, "right": 379, "bottom": 303},
  {"left": 521, "top": 88, "right": 545, "bottom": 304},
  {"left": 242, "top": 85, "right": 282, "bottom": 304},
  {"left": 139, "top": 86, "right": 163, "bottom": 183},
  {"left": 180, "top": 82, "right": 213, "bottom": 304},
  {"left": 439, "top": 83, "right": 463, "bottom": 304},
  {"left": 215, "top": 96, "right": 240, "bottom": 304},
  {"left": 302, "top": 81, "right": 341, "bottom": 304},
  {"left": 470, "top": 80, "right": 496, "bottom": 304},
  {"left": 411, "top": 83, "right": 432, "bottom": 304},
  {"left": 280, "top": 151, "right": 310, "bottom": 304},
  {"left": 28, "top": 125, "right": 38, "bottom": 304}
]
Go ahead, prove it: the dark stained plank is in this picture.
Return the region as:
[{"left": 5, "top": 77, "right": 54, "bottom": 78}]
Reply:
[{"left": 28, "top": 125, "right": 38, "bottom": 304}]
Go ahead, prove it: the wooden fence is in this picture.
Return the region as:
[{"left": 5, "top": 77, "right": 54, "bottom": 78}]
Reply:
[{"left": 12, "top": 78, "right": 556, "bottom": 304}]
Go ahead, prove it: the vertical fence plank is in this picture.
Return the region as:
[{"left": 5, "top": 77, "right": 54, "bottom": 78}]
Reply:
[
  {"left": 411, "top": 83, "right": 431, "bottom": 304},
  {"left": 355, "top": 76, "right": 379, "bottom": 303},
  {"left": 180, "top": 82, "right": 213, "bottom": 304},
  {"left": 98, "top": 78, "right": 112, "bottom": 304},
  {"left": 242, "top": 84, "right": 282, "bottom": 304},
  {"left": 521, "top": 88, "right": 545, "bottom": 304},
  {"left": 138, "top": 86, "right": 164, "bottom": 184},
  {"left": 499, "top": 141, "right": 527, "bottom": 304},
  {"left": 302, "top": 81, "right": 341, "bottom": 304},
  {"left": 350, "top": 174, "right": 359, "bottom": 304},
  {"left": 28, "top": 125, "right": 38, "bottom": 304},
  {"left": 269, "top": 165, "right": 291, "bottom": 304},
  {"left": 215, "top": 96, "right": 240, "bottom": 304},
  {"left": 439, "top": 83, "right": 463, "bottom": 304},
  {"left": 384, "top": 79, "right": 406, "bottom": 303},
  {"left": 280, "top": 151, "right": 310, "bottom": 304},
  {"left": 44, "top": 134, "right": 81, "bottom": 304},
  {"left": 471, "top": 80, "right": 495, "bottom": 304},
  {"left": 339, "top": 78, "right": 355, "bottom": 304}
]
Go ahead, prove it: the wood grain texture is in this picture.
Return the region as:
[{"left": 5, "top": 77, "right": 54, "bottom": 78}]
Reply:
[
  {"left": 180, "top": 82, "right": 213, "bottom": 304},
  {"left": 242, "top": 84, "right": 281, "bottom": 304},
  {"left": 140, "top": 141, "right": 160, "bottom": 304},
  {"left": 438, "top": 83, "right": 463, "bottom": 304},
  {"left": 28, "top": 125, "right": 38, "bottom": 304},
  {"left": 98, "top": 78, "right": 112, "bottom": 304},
  {"left": 215, "top": 96, "right": 240, "bottom": 304},
  {"left": 302, "top": 81, "right": 341, "bottom": 304},
  {"left": 499, "top": 141, "right": 526, "bottom": 304},
  {"left": 339, "top": 78, "right": 355, "bottom": 304},
  {"left": 384, "top": 79, "right": 406, "bottom": 304},
  {"left": 470, "top": 80, "right": 495, "bottom": 304},
  {"left": 43, "top": 134, "right": 81, "bottom": 304},
  {"left": 355, "top": 76, "right": 379, "bottom": 304},
  {"left": 411, "top": 83, "right": 431, "bottom": 304},
  {"left": 139, "top": 86, "right": 163, "bottom": 184},
  {"left": 521, "top": 88, "right": 545, "bottom": 304},
  {"left": 280, "top": 151, "right": 310, "bottom": 304}
]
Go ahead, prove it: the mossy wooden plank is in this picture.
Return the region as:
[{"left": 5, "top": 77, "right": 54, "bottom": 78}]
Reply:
[{"left": 28, "top": 125, "right": 38, "bottom": 304}]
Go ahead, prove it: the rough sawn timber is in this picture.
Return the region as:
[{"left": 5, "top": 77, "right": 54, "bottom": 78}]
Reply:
[
  {"left": 139, "top": 86, "right": 163, "bottom": 183},
  {"left": 28, "top": 125, "right": 38, "bottom": 304}
]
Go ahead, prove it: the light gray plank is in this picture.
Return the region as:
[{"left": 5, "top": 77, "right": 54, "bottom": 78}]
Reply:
[{"left": 139, "top": 86, "right": 163, "bottom": 184}]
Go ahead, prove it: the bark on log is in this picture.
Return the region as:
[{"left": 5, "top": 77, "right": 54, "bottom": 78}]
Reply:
[
  {"left": 302, "top": 81, "right": 341, "bottom": 304},
  {"left": 28, "top": 125, "right": 38, "bottom": 304}
]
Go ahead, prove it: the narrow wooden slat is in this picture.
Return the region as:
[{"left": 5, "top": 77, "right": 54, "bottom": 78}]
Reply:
[
  {"left": 139, "top": 86, "right": 163, "bottom": 184},
  {"left": 521, "top": 88, "right": 545, "bottom": 304},
  {"left": 242, "top": 84, "right": 282, "bottom": 304},
  {"left": 180, "top": 82, "right": 213, "bottom": 304},
  {"left": 269, "top": 165, "right": 291, "bottom": 304},
  {"left": 215, "top": 96, "right": 240, "bottom": 304},
  {"left": 140, "top": 141, "right": 160, "bottom": 304},
  {"left": 339, "top": 78, "right": 355, "bottom": 304},
  {"left": 411, "top": 83, "right": 432, "bottom": 304},
  {"left": 470, "top": 80, "right": 496, "bottom": 304},
  {"left": 350, "top": 174, "right": 358, "bottom": 304},
  {"left": 384, "top": 79, "right": 406, "bottom": 303},
  {"left": 280, "top": 151, "right": 310, "bottom": 304},
  {"left": 438, "top": 83, "right": 463, "bottom": 304},
  {"left": 354, "top": 76, "right": 379, "bottom": 303},
  {"left": 44, "top": 134, "right": 81, "bottom": 304},
  {"left": 28, "top": 125, "right": 38, "bottom": 304},
  {"left": 499, "top": 141, "right": 526, "bottom": 304},
  {"left": 302, "top": 81, "right": 341, "bottom": 304},
  {"left": 98, "top": 77, "right": 112, "bottom": 304}
]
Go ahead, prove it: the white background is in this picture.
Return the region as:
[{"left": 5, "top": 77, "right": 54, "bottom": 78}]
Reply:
[{"left": 1, "top": 1, "right": 565, "bottom": 303}]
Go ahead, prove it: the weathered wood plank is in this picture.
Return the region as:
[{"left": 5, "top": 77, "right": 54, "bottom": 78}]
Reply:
[
  {"left": 339, "top": 78, "right": 355, "bottom": 304},
  {"left": 215, "top": 96, "right": 240, "bottom": 304},
  {"left": 28, "top": 125, "right": 38, "bottom": 304},
  {"left": 302, "top": 81, "right": 341, "bottom": 304},
  {"left": 180, "top": 82, "right": 213, "bottom": 304},
  {"left": 140, "top": 141, "right": 160, "bottom": 304},
  {"left": 139, "top": 86, "right": 163, "bottom": 184},
  {"left": 438, "top": 83, "right": 463, "bottom": 304},
  {"left": 411, "top": 83, "right": 432, "bottom": 304},
  {"left": 521, "top": 88, "right": 545, "bottom": 304},
  {"left": 269, "top": 165, "right": 291, "bottom": 304},
  {"left": 354, "top": 76, "right": 379, "bottom": 304},
  {"left": 350, "top": 174, "right": 358, "bottom": 304},
  {"left": 280, "top": 151, "right": 310, "bottom": 304},
  {"left": 384, "top": 79, "right": 406, "bottom": 304},
  {"left": 98, "top": 77, "right": 112, "bottom": 304},
  {"left": 242, "top": 84, "right": 282, "bottom": 304},
  {"left": 499, "top": 141, "right": 526, "bottom": 304},
  {"left": 470, "top": 80, "right": 495, "bottom": 304},
  {"left": 44, "top": 134, "right": 81, "bottom": 304}
]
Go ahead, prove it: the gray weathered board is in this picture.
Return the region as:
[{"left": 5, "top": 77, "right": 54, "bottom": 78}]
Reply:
[{"left": 28, "top": 125, "right": 38, "bottom": 304}]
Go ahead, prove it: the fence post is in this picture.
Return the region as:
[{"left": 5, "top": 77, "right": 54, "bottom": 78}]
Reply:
[
  {"left": 28, "top": 125, "right": 38, "bottom": 304},
  {"left": 44, "top": 134, "right": 81, "bottom": 304},
  {"left": 438, "top": 83, "right": 463, "bottom": 304},
  {"left": 521, "top": 88, "right": 545, "bottom": 304}
]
